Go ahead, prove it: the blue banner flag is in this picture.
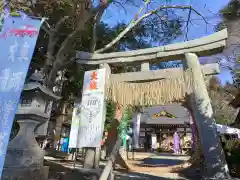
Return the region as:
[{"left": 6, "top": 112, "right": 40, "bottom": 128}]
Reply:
[{"left": 0, "top": 16, "right": 43, "bottom": 177}]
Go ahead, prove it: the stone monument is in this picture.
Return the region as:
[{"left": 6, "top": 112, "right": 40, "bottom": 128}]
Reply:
[{"left": 2, "top": 70, "right": 60, "bottom": 180}]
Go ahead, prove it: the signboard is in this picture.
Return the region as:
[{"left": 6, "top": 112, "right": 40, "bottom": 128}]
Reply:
[
  {"left": 151, "top": 134, "right": 157, "bottom": 149},
  {"left": 0, "top": 16, "right": 42, "bottom": 177},
  {"left": 68, "top": 101, "right": 81, "bottom": 148},
  {"left": 69, "top": 69, "right": 106, "bottom": 148}
]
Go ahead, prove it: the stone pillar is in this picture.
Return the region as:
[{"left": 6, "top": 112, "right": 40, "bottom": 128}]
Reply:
[
  {"left": 183, "top": 53, "right": 230, "bottom": 179},
  {"left": 141, "top": 61, "right": 149, "bottom": 71},
  {"left": 186, "top": 100, "right": 204, "bottom": 167},
  {"left": 3, "top": 119, "right": 49, "bottom": 180}
]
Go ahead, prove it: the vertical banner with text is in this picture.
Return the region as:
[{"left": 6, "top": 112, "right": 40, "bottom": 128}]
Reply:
[
  {"left": 0, "top": 16, "right": 42, "bottom": 177},
  {"left": 68, "top": 100, "right": 81, "bottom": 148},
  {"left": 69, "top": 68, "right": 106, "bottom": 148},
  {"left": 133, "top": 113, "right": 141, "bottom": 149}
]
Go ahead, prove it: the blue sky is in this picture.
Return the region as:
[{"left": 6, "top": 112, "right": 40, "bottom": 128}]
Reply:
[{"left": 101, "top": 0, "right": 232, "bottom": 85}]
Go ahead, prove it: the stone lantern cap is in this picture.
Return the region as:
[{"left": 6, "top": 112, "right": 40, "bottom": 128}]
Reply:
[
  {"left": 23, "top": 70, "right": 61, "bottom": 100},
  {"left": 23, "top": 82, "right": 61, "bottom": 100}
]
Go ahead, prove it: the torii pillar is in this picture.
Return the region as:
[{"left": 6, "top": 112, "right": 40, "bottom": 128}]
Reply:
[{"left": 183, "top": 53, "right": 230, "bottom": 179}]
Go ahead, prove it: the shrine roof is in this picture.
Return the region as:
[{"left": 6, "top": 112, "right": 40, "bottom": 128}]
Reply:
[{"left": 133, "top": 104, "right": 190, "bottom": 125}]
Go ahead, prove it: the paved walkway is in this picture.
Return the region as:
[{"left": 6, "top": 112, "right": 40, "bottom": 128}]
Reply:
[{"left": 46, "top": 152, "right": 199, "bottom": 180}]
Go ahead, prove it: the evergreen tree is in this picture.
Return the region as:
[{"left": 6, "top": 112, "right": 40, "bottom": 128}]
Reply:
[
  {"left": 218, "top": 0, "right": 240, "bottom": 88},
  {"left": 208, "top": 76, "right": 237, "bottom": 125},
  {"left": 105, "top": 100, "right": 116, "bottom": 132}
]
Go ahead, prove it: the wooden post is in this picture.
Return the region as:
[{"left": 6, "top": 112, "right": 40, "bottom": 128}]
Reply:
[
  {"left": 183, "top": 53, "right": 230, "bottom": 179},
  {"left": 99, "top": 137, "right": 121, "bottom": 180},
  {"left": 107, "top": 169, "right": 115, "bottom": 180}
]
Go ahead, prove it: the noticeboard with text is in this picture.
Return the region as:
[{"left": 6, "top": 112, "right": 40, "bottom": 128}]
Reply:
[{"left": 69, "top": 68, "right": 106, "bottom": 148}]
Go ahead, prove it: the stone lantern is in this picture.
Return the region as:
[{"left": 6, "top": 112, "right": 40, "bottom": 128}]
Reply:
[{"left": 2, "top": 70, "right": 60, "bottom": 180}]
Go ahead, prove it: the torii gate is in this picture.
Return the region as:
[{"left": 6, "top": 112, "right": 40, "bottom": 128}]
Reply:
[{"left": 76, "top": 29, "right": 230, "bottom": 179}]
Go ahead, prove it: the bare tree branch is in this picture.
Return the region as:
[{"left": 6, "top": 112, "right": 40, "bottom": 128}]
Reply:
[
  {"left": 95, "top": 5, "right": 207, "bottom": 53},
  {"left": 133, "top": 0, "right": 151, "bottom": 21},
  {"left": 112, "top": 1, "right": 127, "bottom": 15},
  {"left": 90, "top": 9, "right": 105, "bottom": 52},
  {"left": 54, "top": 16, "right": 70, "bottom": 31},
  {"left": 46, "top": 14, "right": 90, "bottom": 88},
  {"left": 48, "top": 16, "right": 70, "bottom": 50},
  {"left": 91, "top": 0, "right": 151, "bottom": 53},
  {"left": 41, "top": 21, "right": 53, "bottom": 35},
  {"left": 94, "top": 0, "right": 151, "bottom": 53},
  {"left": 43, "top": 16, "right": 70, "bottom": 76},
  {"left": 184, "top": 8, "right": 191, "bottom": 41},
  {"left": 45, "top": 0, "right": 113, "bottom": 87}
]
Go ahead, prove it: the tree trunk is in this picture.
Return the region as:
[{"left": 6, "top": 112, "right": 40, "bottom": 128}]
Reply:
[{"left": 53, "top": 102, "right": 68, "bottom": 149}]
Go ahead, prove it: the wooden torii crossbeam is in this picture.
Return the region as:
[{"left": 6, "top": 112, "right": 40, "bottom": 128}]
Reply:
[{"left": 76, "top": 29, "right": 231, "bottom": 179}]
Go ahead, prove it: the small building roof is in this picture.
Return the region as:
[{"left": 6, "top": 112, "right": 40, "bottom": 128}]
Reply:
[{"left": 133, "top": 105, "right": 190, "bottom": 125}]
